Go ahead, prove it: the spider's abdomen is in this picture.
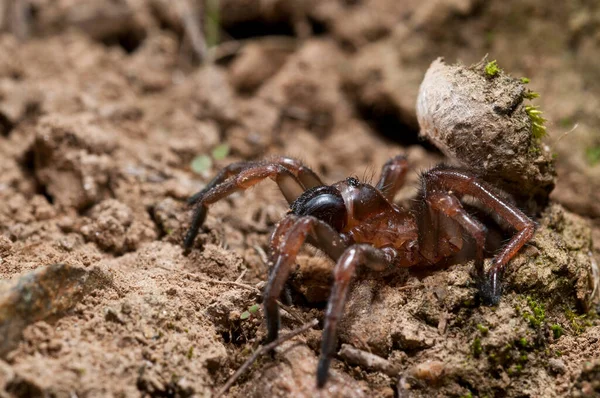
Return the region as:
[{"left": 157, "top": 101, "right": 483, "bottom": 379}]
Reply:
[{"left": 290, "top": 186, "right": 348, "bottom": 231}]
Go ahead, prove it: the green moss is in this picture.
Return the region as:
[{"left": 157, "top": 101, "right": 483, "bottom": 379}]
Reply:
[
  {"left": 518, "top": 296, "right": 545, "bottom": 328},
  {"left": 521, "top": 77, "right": 531, "bottom": 84},
  {"left": 517, "top": 337, "right": 528, "bottom": 348},
  {"left": 525, "top": 105, "right": 547, "bottom": 140},
  {"left": 187, "top": 346, "right": 194, "bottom": 359},
  {"left": 508, "top": 364, "right": 523, "bottom": 376},
  {"left": 565, "top": 308, "right": 594, "bottom": 335},
  {"left": 485, "top": 60, "right": 501, "bottom": 77},
  {"left": 472, "top": 337, "right": 483, "bottom": 357},
  {"left": 461, "top": 392, "right": 473, "bottom": 398},
  {"left": 551, "top": 324, "right": 564, "bottom": 339},
  {"left": 477, "top": 324, "right": 489, "bottom": 335},
  {"left": 523, "top": 90, "right": 540, "bottom": 100}
]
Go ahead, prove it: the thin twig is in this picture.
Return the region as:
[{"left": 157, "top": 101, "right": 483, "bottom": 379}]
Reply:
[
  {"left": 235, "top": 269, "right": 248, "bottom": 283},
  {"left": 338, "top": 344, "right": 400, "bottom": 377},
  {"left": 215, "top": 319, "right": 319, "bottom": 397},
  {"left": 276, "top": 300, "right": 305, "bottom": 324},
  {"left": 185, "top": 272, "right": 261, "bottom": 294},
  {"left": 176, "top": 0, "right": 208, "bottom": 64},
  {"left": 252, "top": 245, "right": 270, "bottom": 267}
]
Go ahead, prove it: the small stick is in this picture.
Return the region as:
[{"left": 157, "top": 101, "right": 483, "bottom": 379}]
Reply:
[
  {"left": 277, "top": 300, "right": 305, "bottom": 324},
  {"left": 176, "top": 0, "right": 208, "bottom": 64},
  {"left": 338, "top": 344, "right": 399, "bottom": 377},
  {"left": 235, "top": 269, "right": 248, "bottom": 283},
  {"left": 215, "top": 319, "right": 319, "bottom": 397}
]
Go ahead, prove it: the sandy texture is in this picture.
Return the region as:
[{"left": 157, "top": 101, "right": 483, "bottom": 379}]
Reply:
[{"left": 0, "top": 0, "right": 599, "bottom": 397}]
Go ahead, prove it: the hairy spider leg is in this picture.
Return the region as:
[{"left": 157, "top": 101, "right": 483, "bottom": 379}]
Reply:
[
  {"left": 264, "top": 215, "right": 347, "bottom": 344},
  {"left": 376, "top": 155, "right": 409, "bottom": 201},
  {"left": 317, "top": 244, "right": 396, "bottom": 388},
  {"left": 423, "top": 191, "right": 487, "bottom": 272},
  {"left": 184, "top": 158, "right": 322, "bottom": 250},
  {"left": 420, "top": 167, "right": 535, "bottom": 304}
]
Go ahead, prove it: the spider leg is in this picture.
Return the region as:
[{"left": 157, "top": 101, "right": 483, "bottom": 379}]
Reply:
[
  {"left": 424, "top": 191, "right": 487, "bottom": 275},
  {"left": 376, "top": 155, "right": 409, "bottom": 201},
  {"left": 185, "top": 158, "right": 323, "bottom": 250},
  {"left": 420, "top": 167, "right": 535, "bottom": 304},
  {"left": 317, "top": 244, "right": 396, "bottom": 388},
  {"left": 264, "top": 215, "right": 347, "bottom": 344},
  {"left": 270, "top": 156, "right": 324, "bottom": 189}
]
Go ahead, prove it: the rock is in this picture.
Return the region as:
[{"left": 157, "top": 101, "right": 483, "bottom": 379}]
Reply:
[
  {"left": 0, "top": 263, "right": 112, "bottom": 357},
  {"left": 548, "top": 358, "right": 566, "bottom": 375},
  {"left": 416, "top": 58, "right": 556, "bottom": 211}
]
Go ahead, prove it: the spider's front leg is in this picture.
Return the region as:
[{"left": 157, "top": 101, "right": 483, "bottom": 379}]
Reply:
[
  {"left": 376, "top": 155, "right": 409, "bottom": 201},
  {"left": 184, "top": 158, "right": 322, "bottom": 250},
  {"left": 263, "top": 215, "right": 347, "bottom": 343},
  {"left": 419, "top": 166, "right": 535, "bottom": 305},
  {"left": 317, "top": 244, "right": 396, "bottom": 387}
]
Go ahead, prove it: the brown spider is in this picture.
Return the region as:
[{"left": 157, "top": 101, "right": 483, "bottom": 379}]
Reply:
[{"left": 184, "top": 155, "right": 535, "bottom": 387}]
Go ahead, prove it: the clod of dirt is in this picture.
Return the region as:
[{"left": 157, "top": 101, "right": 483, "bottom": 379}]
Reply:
[
  {"left": 507, "top": 204, "right": 596, "bottom": 310},
  {"left": 228, "top": 39, "right": 293, "bottom": 94},
  {"left": 33, "top": 0, "right": 148, "bottom": 50},
  {"left": 80, "top": 199, "right": 157, "bottom": 255},
  {"left": 0, "top": 263, "right": 112, "bottom": 357},
  {"left": 343, "top": 38, "right": 423, "bottom": 134},
  {"left": 257, "top": 39, "right": 349, "bottom": 137},
  {"left": 32, "top": 113, "right": 118, "bottom": 210},
  {"left": 417, "top": 58, "right": 556, "bottom": 211},
  {"left": 173, "top": 65, "right": 238, "bottom": 127}
]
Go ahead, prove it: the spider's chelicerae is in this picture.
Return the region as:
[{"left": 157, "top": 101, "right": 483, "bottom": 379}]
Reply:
[{"left": 184, "top": 155, "right": 535, "bottom": 387}]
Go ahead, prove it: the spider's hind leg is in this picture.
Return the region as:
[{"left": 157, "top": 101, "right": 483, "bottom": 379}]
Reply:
[{"left": 419, "top": 166, "right": 535, "bottom": 305}]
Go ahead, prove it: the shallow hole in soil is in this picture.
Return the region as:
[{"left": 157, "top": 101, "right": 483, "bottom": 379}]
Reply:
[
  {"left": 224, "top": 20, "right": 296, "bottom": 40},
  {"left": 354, "top": 103, "right": 441, "bottom": 153},
  {"left": 100, "top": 28, "right": 146, "bottom": 54}
]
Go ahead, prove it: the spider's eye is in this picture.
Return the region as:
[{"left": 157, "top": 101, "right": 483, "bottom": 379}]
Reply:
[{"left": 291, "top": 186, "right": 347, "bottom": 231}]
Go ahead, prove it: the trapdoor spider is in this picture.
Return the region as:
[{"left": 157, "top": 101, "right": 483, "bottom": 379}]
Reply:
[{"left": 184, "top": 155, "right": 535, "bottom": 387}]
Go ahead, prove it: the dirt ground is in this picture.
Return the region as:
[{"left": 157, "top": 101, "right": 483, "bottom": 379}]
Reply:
[{"left": 1, "top": 1, "right": 600, "bottom": 397}]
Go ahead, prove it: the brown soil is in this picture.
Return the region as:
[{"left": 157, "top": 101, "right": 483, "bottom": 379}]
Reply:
[{"left": 1, "top": 1, "right": 599, "bottom": 397}]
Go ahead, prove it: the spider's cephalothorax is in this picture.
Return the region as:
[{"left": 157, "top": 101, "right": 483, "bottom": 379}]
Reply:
[{"left": 184, "top": 155, "right": 535, "bottom": 388}]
